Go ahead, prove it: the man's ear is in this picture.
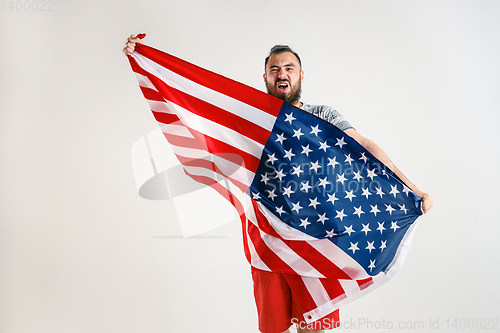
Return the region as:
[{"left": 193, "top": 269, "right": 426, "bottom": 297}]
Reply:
[
  {"left": 301, "top": 71, "right": 304, "bottom": 83},
  {"left": 263, "top": 73, "right": 267, "bottom": 83}
]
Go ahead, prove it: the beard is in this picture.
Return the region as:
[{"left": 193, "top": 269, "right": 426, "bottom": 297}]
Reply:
[{"left": 266, "top": 78, "right": 302, "bottom": 105}]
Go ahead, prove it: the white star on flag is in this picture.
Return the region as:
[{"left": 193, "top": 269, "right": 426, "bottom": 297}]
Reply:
[
  {"left": 310, "top": 124, "right": 322, "bottom": 136},
  {"left": 267, "top": 153, "right": 278, "bottom": 165},
  {"left": 301, "top": 144, "right": 313, "bottom": 156},
  {"left": 317, "top": 212, "right": 329, "bottom": 224},
  {"left": 328, "top": 156, "right": 339, "bottom": 169},
  {"left": 319, "top": 141, "right": 330, "bottom": 152},
  {"left": 370, "top": 204, "right": 381, "bottom": 216},
  {"left": 353, "top": 206, "right": 365, "bottom": 218},
  {"left": 300, "top": 218, "right": 311, "bottom": 229},
  {"left": 285, "top": 112, "right": 295, "bottom": 124},
  {"left": 292, "top": 201, "right": 303, "bottom": 213},
  {"left": 335, "top": 137, "right": 347, "bottom": 149},
  {"left": 390, "top": 184, "right": 400, "bottom": 198},
  {"left": 309, "top": 197, "right": 320, "bottom": 209},
  {"left": 310, "top": 161, "right": 321, "bottom": 172},
  {"left": 348, "top": 242, "right": 360, "bottom": 254},
  {"left": 344, "top": 225, "right": 355, "bottom": 236},
  {"left": 292, "top": 128, "right": 304, "bottom": 140},
  {"left": 335, "top": 209, "right": 347, "bottom": 221},
  {"left": 361, "top": 223, "right": 371, "bottom": 235},
  {"left": 276, "top": 132, "right": 286, "bottom": 144},
  {"left": 366, "top": 241, "right": 376, "bottom": 253}
]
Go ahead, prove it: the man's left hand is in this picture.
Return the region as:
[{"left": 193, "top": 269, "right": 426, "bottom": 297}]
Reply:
[{"left": 420, "top": 193, "right": 434, "bottom": 214}]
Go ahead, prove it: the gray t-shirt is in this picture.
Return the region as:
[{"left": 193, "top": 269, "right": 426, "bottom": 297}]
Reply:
[{"left": 300, "top": 103, "right": 353, "bottom": 131}]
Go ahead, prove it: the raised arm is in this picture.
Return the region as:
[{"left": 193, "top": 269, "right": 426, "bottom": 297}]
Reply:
[{"left": 344, "top": 128, "right": 434, "bottom": 214}]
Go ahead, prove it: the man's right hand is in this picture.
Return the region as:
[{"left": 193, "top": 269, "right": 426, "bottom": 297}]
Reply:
[{"left": 122, "top": 34, "right": 143, "bottom": 55}]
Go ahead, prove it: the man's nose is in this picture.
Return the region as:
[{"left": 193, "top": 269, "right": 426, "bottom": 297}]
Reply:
[{"left": 277, "top": 68, "right": 287, "bottom": 78}]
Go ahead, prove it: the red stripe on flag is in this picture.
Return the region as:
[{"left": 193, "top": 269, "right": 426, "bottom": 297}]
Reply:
[
  {"left": 133, "top": 44, "right": 284, "bottom": 118},
  {"left": 288, "top": 276, "right": 322, "bottom": 312},
  {"left": 247, "top": 222, "right": 294, "bottom": 273},
  {"left": 129, "top": 55, "right": 149, "bottom": 78},
  {"left": 139, "top": 86, "right": 165, "bottom": 102},
  {"left": 175, "top": 154, "right": 249, "bottom": 193},
  {"left": 165, "top": 136, "right": 201, "bottom": 150},
  {"left": 319, "top": 277, "right": 347, "bottom": 302},
  {"left": 152, "top": 112, "right": 180, "bottom": 125},
  {"left": 159, "top": 130, "right": 201, "bottom": 150},
  {"left": 356, "top": 278, "right": 374, "bottom": 290},
  {"left": 174, "top": 154, "right": 214, "bottom": 169},
  {"left": 140, "top": 70, "right": 272, "bottom": 146},
  {"left": 286, "top": 241, "right": 353, "bottom": 280},
  {"left": 186, "top": 127, "right": 261, "bottom": 176}
]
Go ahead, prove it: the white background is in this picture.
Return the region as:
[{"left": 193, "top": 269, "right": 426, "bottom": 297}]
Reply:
[{"left": 1, "top": 1, "right": 499, "bottom": 332}]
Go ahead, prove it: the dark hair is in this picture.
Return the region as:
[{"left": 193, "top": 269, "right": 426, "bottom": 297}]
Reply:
[{"left": 264, "top": 45, "right": 302, "bottom": 71}]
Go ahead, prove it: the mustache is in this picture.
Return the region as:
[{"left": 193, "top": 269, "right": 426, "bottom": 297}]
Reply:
[{"left": 276, "top": 79, "right": 290, "bottom": 86}]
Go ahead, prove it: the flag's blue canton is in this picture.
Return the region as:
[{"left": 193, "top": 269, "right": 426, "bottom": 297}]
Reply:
[{"left": 248, "top": 103, "right": 422, "bottom": 276}]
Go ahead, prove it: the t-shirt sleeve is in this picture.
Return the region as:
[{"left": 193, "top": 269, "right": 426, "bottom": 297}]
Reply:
[{"left": 301, "top": 104, "right": 354, "bottom": 131}]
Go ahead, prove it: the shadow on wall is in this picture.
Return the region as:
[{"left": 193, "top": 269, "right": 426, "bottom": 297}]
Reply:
[{"left": 131, "top": 128, "right": 241, "bottom": 237}]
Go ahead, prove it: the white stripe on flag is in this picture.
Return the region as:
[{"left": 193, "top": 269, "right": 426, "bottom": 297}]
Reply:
[
  {"left": 246, "top": 233, "right": 271, "bottom": 272},
  {"left": 166, "top": 141, "right": 255, "bottom": 188},
  {"left": 158, "top": 123, "right": 193, "bottom": 138},
  {"left": 182, "top": 164, "right": 218, "bottom": 180},
  {"left": 301, "top": 275, "right": 333, "bottom": 308},
  {"left": 147, "top": 100, "right": 173, "bottom": 113},
  {"left": 302, "top": 291, "right": 347, "bottom": 324},
  {"left": 159, "top": 100, "right": 265, "bottom": 159},
  {"left": 306, "top": 239, "right": 370, "bottom": 280},
  {"left": 132, "top": 52, "right": 277, "bottom": 131},
  {"left": 259, "top": 230, "right": 325, "bottom": 278},
  {"left": 212, "top": 154, "right": 255, "bottom": 188},
  {"left": 167, "top": 145, "right": 211, "bottom": 159},
  {"left": 135, "top": 72, "right": 157, "bottom": 91},
  {"left": 221, "top": 176, "right": 254, "bottom": 215}
]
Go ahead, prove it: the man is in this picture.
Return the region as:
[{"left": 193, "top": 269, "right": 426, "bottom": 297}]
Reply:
[{"left": 124, "top": 36, "right": 434, "bottom": 333}]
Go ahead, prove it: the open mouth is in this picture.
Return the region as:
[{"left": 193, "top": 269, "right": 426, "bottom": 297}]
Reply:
[{"left": 276, "top": 81, "right": 289, "bottom": 93}]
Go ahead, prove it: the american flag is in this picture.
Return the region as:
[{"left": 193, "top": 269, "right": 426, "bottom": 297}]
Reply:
[{"left": 127, "top": 43, "right": 423, "bottom": 322}]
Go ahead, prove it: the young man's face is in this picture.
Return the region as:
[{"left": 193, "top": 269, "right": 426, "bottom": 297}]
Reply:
[{"left": 264, "top": 51, "right": 304, "bottom": 107}]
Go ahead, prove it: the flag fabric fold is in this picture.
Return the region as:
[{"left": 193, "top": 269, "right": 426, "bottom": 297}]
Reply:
[{"left": 127, "top": 43, "right": 422, "bottom": 322}]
